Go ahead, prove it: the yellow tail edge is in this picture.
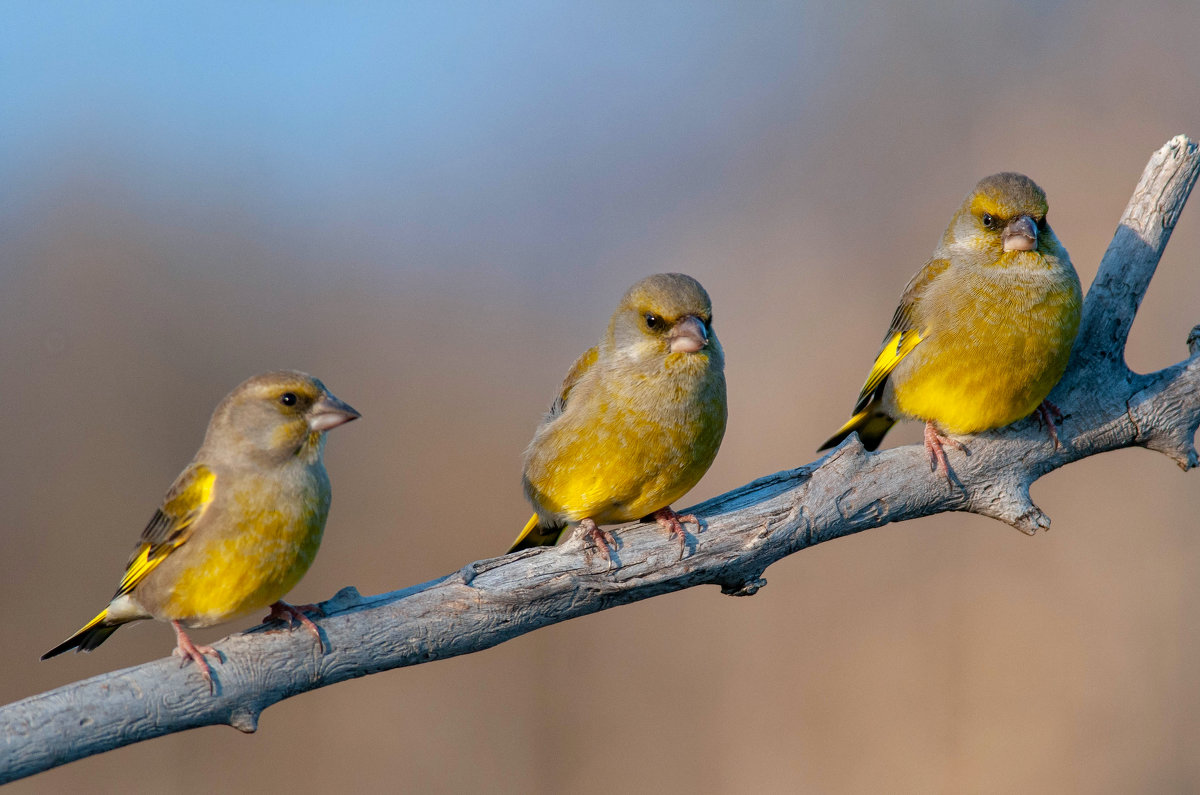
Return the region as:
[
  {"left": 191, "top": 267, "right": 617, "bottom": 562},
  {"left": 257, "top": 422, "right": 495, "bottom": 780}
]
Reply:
[
  {"left": 41, "top": 607, "right": 120, "bottom": 660},
  {"left": 818, "top": 409, "right": 895, "bottom": 453},
  {"left": 507, "top": 513, "right": 565, "bottom": 554}
]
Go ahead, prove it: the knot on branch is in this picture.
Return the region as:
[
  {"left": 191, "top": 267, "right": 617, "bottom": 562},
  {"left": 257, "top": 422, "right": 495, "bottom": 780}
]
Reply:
[
  {"left": 1008, "top": 506, "right": 1052, "bottom": 536},
  {"left": 323, "top": 586, "right": 366, "bottom": 613},
  {"left": 970, "top": 479, "right": 1050, "bottom": 536},
  {"left": 228, "top": 708, "right": 260, "bottom": 734},
  {"left": 720, "top": 576, "right": 767, "bottom": 597}
]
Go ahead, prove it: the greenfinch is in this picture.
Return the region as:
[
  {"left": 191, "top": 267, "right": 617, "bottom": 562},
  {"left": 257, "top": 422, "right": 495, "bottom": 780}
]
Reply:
[
  {"left": 42, "top": 370, "right": 360, "bottom": 689},
  {"left": 508, "top": 273, "right": 727, "bottom": 558},
  {"left": 820, "top": 172, "right": 1082, "bottom": 475}
]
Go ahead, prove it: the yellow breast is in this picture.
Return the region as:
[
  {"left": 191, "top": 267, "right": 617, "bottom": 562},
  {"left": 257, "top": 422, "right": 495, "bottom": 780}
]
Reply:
[
  {"left": 891, "top": 263, "right": 1081, "bottom": 434},
  {"left": 525, "top": 352, "right": 726, "bottom": 525},
  {"left": 153, "top": 472, "right": 330, "bottom": 627}
]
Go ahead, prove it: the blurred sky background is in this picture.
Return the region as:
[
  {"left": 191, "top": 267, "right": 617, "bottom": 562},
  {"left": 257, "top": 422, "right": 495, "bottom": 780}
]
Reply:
[{"left": 3, "top": 2, "right": 1200, "bottom": 792}]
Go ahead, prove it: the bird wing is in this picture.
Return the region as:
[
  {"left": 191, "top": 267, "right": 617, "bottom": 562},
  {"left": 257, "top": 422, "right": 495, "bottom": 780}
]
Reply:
[
  {"left": 547, "top": 346, "right": 599, "bottom": 418},
  {"left": 851, "top": 257, "right": 950, "bottom": 413},
  {"left": 113, "top": 463, "right": 217, "bottom": 598}
]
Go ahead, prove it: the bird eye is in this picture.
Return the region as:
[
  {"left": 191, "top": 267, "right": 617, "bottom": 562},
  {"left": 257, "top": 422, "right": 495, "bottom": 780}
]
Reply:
[
  {"left": 981, "top": 213, "right": 996, "bottom": 229},
  {"left": 644, "top": 313, "right": 662, "bottom": 330},
  {"left": 279, "top": 392, "right": 298, "bottom": 407}
]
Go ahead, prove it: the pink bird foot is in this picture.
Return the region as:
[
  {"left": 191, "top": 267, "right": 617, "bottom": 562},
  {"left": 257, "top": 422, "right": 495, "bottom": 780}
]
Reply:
[
  {"left": 578, "top": 517, "right": 617, "bottom": 563},
  {"left": 1035, "top": 399, "right": 1064, "bottom": 450},
  {"left": 172, "top": 620, "right": 221, "bottom": 693},
  {"left": 649, "top": 506, "right": 701, "bottom": 558},
  {"left": 924, "top": 421, "right": 968, "bottom": 483},
  {"left": 263, "top": 600, "right": 326, "bottom": 651}
]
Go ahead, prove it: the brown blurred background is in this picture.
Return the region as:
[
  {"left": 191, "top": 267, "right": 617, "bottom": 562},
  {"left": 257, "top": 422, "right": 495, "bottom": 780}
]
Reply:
[{"left": 3, "top": 3, "right": 1200, "bottom": 792}]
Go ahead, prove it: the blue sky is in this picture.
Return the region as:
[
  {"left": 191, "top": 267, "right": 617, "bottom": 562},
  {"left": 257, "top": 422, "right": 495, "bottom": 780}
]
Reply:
[
  {"left": 0, "top": 3, "right": 838, "bottom": 285},
  {"left": 0, "top": 5, "right": 818, "bottom": 201}
]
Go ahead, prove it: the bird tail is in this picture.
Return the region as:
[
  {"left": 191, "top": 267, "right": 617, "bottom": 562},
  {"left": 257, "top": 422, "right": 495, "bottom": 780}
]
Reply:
[
  {"left": 819, "top": 409, "right": 896, "bottom": 452},
  {"left": 41, "top": 608, "right": 123, "bottom": 660},
  {"left": 507, "top": 513, "right": 566, "bottom": 554}
]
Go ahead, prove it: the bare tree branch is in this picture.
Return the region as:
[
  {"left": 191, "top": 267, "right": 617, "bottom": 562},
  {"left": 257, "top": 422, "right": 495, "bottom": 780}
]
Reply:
[{"left": 3, "top": 136, "right": 1198, "bottom": 785}]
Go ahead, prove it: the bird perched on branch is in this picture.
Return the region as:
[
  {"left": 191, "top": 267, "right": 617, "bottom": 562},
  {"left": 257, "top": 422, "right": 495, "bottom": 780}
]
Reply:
[
  {"left": 509, "top": 273, "right": 727, "bottom": 559},
  {"left": 42, "top": 370, "right": 360, "bottom": 691},
  {"left": 820, "top": 172, "right": 1082, "bottom": 476}
]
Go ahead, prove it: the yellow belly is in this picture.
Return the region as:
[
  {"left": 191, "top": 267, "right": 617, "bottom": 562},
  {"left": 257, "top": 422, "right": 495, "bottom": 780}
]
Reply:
[
  {"left": 525, "top": 360, "right": 726, "bottom": 525},
  {"left": 534, "top": 415, "right": 721, "bottom": 524},
  {"left": 892, "top": 274, "right": 1080, "bottom": 434},
  {"left": 156, "top": 489, "right": 328, "bottom": 627}
]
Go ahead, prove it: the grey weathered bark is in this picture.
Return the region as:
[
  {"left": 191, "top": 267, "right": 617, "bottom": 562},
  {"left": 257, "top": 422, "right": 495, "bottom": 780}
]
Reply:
[{"left": 2, "top": 136, "right": 1198, "bottom": 785}]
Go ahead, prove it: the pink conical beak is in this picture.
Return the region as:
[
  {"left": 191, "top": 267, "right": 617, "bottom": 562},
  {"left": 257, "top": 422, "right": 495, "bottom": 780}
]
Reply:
[
  {"left": 1003, "top": 214, "right": 1038, "bottom": 252},
  {"left": 308, "top": 394, "right": 361, "bottom": 432},
  {"left": 668, "top": 315, "right": 708, "bottom": 354}
]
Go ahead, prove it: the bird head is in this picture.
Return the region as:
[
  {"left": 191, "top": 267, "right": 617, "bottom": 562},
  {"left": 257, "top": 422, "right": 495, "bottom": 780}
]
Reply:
[
  {"left": 202, "top": 370, "right": 360, "bottom": 466},
  {"left": 607, "top": 273, "right": 720, "bottom": 365},
  {"left": 943, "top": 172, "right": 1056, "bottom": 265}
]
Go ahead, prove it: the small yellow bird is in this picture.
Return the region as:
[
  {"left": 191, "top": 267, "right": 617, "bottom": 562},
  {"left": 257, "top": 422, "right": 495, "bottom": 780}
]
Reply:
[
  {"left": 42, "top": 370, "right": 360, "bottom": 689},
  {"left": 508, "top": 273, "right": 727, "bottom": 558},
  {"left": 820, "top": 172, "right": 1082, "bottom": 475}
]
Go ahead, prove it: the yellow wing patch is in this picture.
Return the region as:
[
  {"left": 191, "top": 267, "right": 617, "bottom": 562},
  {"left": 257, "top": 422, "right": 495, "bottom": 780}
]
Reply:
[
  {"left": 855, "top": 328, "right": 923, "bottom": 411},
  {"left": 114, "top": 464, "right": 216, "bottom": 598}
]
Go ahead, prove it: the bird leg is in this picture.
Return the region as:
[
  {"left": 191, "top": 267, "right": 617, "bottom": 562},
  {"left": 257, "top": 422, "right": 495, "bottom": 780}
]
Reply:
[
  {"left": 171, "top": 620, "right": 220, "bottom": 693},
  {"left": 923, "top": 421, "right": 968, "bottom": 482},
  {"left": 649, "top": 507, "right": 700, "bottom": 556},
  {"left": 577, "top": 517, "right": 616, "bottom": 562},
  {"left": 1034, "top": 399, "right": 1064, "bottom": 450},
  {"left": 263, "top": 600, "right": 326, "bottom": 651}
]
